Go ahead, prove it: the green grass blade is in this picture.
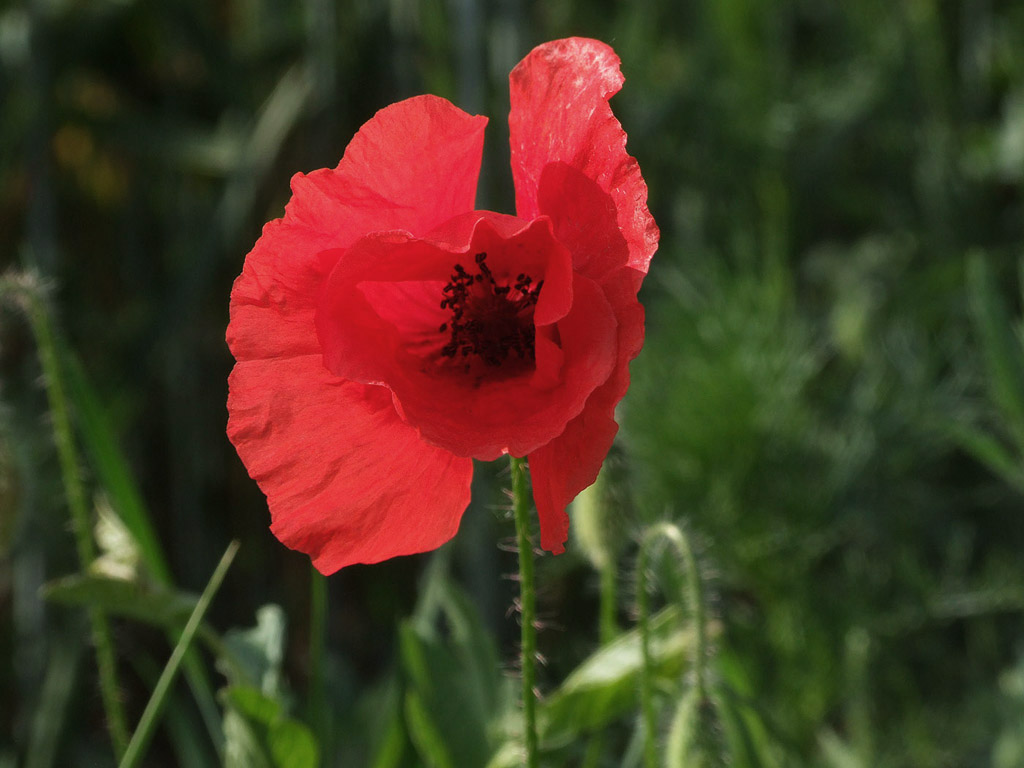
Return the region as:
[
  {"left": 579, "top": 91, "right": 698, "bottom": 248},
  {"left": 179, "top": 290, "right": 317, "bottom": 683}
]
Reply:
[
  {"left": 403, "top": 690, "right": 456, "bottom": 768},
  {"left": 22, "top": 281, "right": 129, "bottom": 757},
  {"left": 119, "top": 540, "right": 240, "bottom": 768},
  {"left": 59, "top": 344, "right": 171, "bottom": 585},
  {"left": 24, "top": 632, "right": 82, "bottom": 768},
  {"left": 55, "top": 336, "right": 224, "bottom": 752}
]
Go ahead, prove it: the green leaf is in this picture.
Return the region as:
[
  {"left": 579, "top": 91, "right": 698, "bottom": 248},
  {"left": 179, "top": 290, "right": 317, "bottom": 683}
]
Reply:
[
  {"left": 404, "top": 690, "right": 456, "bottom": 768},
  {"left": 399, "top": 621, "right": 495, "bottom": 767},
  {"left": 365, "top": 676, "right": 410, "bottom": 768},
  {"left": 368, "top": 713, "right": 407, "bottom": 768},
  {"left": 539, "top": 606, "right": 691, "bottom": 747},
  {"left": 228, "top": 686, "right": 283, "bottom": 725},
  {"left": 431, "top": 579, "right": 506, "bottom": 719},
  {"left": 218, "top": 611, "right": 318, "bottom": 768},
  {"left": 42, "top": 573, "right": 198, "bottom": 629},
  {"left": 223, "top": 686, "right": 319, "bottom": 768},
  {"left": 220, "top": 604, "right": 287, "bottom": 694},
  {"left": 224, "top": 709, "right": 273, "bottom": 768},
  {"left": 398, "top": 565, "right": 513, "bottom": 767},
  {"left": 817, "top": 729, "right": 864, "bottom": 768},
  {"left": 268, "top": 719, "right": 319, "bottom": 768},
  {"left": 483, "top": 741, "right": 525, "bottom": 768},
  {"left": 715, "top": 689, "right": 766, "bottom": 768}
]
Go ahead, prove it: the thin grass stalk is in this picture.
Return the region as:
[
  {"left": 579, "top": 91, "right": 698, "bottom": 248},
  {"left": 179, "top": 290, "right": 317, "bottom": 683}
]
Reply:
[
  {"left": 24, "top": 285, "right": 129, "bottom": 757},
  {"left": 581, "top": 468, "right": 618, "bottom": 645},
  {"left": 637, "top": 540, "right": 658, "bottom": 768},
  {"left": 578, "top": 470, "right": 617, "bottom": 767},
  {"left": 637, "top": 522, "right": 709, "bottom": 767},
  {"left": 509, "top": 456, "right": 539, "bottom": 768},
  {"left": 309, "top": 567, "right": 329, "bottom": 752},
  {"left": 118, "top": 540, "right": 240, "bottom": 768},
  {"left": 58, "top": 334, "right": 225, "bottom": 754},
  {"left": 578, "top": 555, "right": 617, "bottom": 768},
  {"left": 599, "top": 546, "right": 618, "bottom": 645}
]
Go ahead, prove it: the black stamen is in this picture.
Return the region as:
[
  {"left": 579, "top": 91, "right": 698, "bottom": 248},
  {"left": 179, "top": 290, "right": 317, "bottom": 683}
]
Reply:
[{"left": 437, "top": 252, "right": 543, "bottom": 369}]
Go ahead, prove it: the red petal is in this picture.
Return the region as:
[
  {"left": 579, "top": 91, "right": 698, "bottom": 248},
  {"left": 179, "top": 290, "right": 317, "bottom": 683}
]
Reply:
[
  {"left": 228, "top": 95, "right": 487, "bottom": 365},
  {"left": 509, "top": 38, "right": 658, "bottom": 281},
  {"left": 315, "top": 214, "right": 616, "bottom": 460},
  {"left": 399, "top": 270, "right": 614, "bottom": 460},
  {"left": 289, "top": 95, "right": 487, "bottom": 245},
  {"left": 528, "top": 266, "right": 645, "bottom": 553},
  {"left": 228, "top": 356, "right": 473, "bottom": 572},
  {"left": 227, "top": 95, "right": 485, "bottom": 571},
  {"left": 227, "top": 219, "right": 336, "bottom": 362}
]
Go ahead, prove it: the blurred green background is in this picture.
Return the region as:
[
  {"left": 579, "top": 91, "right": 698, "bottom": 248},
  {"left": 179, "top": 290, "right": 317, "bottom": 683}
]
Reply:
[{"left": 2, "top": 0, "right": 1024, "bottom": 766}]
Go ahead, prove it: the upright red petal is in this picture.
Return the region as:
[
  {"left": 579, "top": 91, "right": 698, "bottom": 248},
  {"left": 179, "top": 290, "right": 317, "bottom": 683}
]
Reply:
[
  {"left": 528, "top": 267, "right": 646, "bottom": 553},
  {"left": 510, "top": 39, "right": 658, "bottom": 552},
  {"left": 509, "top": 38, "right": 658, "bottom": 281},
  {"left": 228, "top": 95, "right": 488, "bottom": 365},
  {"left": 290, "top": 94, "right": 487, "bottom": 246}
]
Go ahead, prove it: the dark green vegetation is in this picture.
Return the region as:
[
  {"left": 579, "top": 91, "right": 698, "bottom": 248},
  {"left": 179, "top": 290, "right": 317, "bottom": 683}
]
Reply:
[{"left": 2, "top": 0, "right": 1024, "bottom": 766}]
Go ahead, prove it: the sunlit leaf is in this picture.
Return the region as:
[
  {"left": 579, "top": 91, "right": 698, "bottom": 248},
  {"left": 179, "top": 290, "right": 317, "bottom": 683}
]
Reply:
[
  {"left": 224, "top": 709, "right": 273, "bottom": 768},
  {"left": 399, "top": 622, "right": 494, "bottom": 767},
  {"left": 220, "top": 605, "right": 287, "bottom": 694},
  {"left": 228, "top": 686, "right": 282, "bottom": 725},
  {"left": 539, "top": 606, "right": 690, "bottom": 747},
  {"left": 404, "top": 690, "right": 456, "bottom": 768},
  {"left": 267, "top": 719, "right": 319, "bottom": 768},
  {"left": 42, "top": 573, "right": 198, "bottom": 629}
]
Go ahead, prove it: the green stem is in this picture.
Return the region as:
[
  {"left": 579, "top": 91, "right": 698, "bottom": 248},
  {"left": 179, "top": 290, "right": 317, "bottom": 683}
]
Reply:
[
  {"left": 582, "top": 565, "right": 615, "bottom": 768},
  {"left": 573, "top": 467, "right": 618, "bottom": 644},
  {"left": 509, "top": 456, "right": 539, "bottom": 768},
  {"left": 26, "top": 288, "right": 129, "bottom": 758},
  {"left": 637, "top": 523, "right": 709, "bottom": 768},
  {"left": 308, "top": 567, "right": 329, "bottom": 752},
  {"left": 637, "top": 540, "right": 658, "bottom": 768},
  {"left": 579, "top": 472, "right": 616, "bottom": 764},
  {"left": 599, "top": 561, "right": 618, "bottom": 645},
  {"left": 119, "top": 541, "right": 240, "bottom": 768},
  {"left": 578, "top": 563, "right": 615, "bottom": 768}
]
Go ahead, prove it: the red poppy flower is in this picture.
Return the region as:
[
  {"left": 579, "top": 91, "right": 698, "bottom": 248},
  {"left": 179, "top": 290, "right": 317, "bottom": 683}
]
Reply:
[{"left": 227, "top": 37, "right": 658, "bottom": 573}]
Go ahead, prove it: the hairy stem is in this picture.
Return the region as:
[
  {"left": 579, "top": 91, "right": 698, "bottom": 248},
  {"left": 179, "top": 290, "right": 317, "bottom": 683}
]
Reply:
[
  {"left": 599, "top": 554, "right": 618, "bottom": 645},
  {"left": 637, "top": 522, "right": 709, "bottom": 767},
  {"left": 26, "top": 287, "right": 129, "bottom": 758},
  {"left": 637, "top": 539, "right": 658, "bottom": 768},
  {"left": 509, "top": 456, "right": 539, "bottom": 768}
]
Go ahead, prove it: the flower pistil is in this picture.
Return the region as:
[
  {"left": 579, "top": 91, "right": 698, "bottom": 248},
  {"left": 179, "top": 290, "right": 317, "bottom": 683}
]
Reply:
[{"left": 438, "top": 252, "right": 543, "bottom": 370}]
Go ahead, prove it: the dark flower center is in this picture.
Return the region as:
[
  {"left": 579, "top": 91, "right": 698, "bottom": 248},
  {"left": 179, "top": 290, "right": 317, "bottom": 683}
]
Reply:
[{"left": 438, "top": 252, "right": 543, "bottom": 368}]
